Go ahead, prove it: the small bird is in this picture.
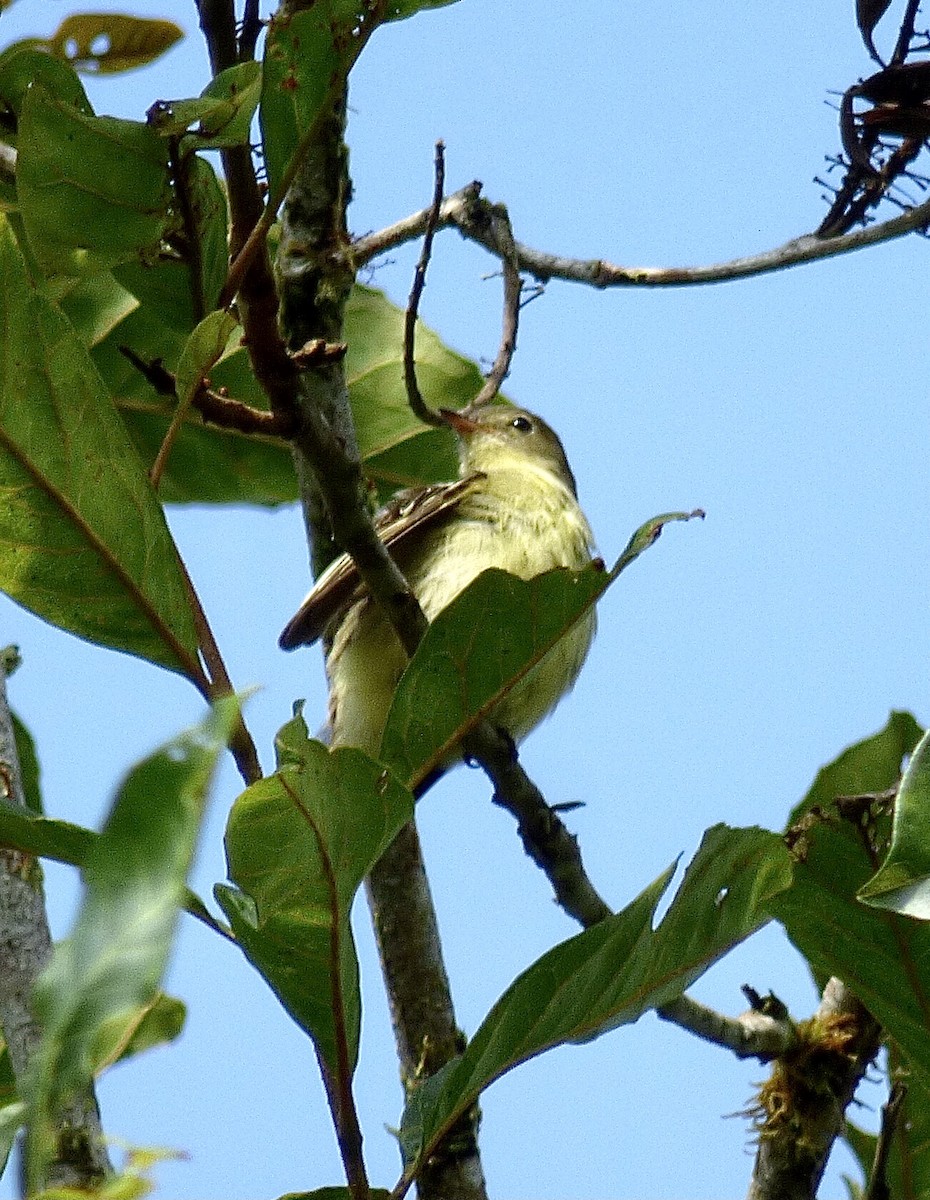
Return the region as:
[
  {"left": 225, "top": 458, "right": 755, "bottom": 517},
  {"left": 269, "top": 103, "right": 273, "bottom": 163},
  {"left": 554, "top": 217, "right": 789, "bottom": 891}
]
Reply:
[{"left": 279, "top": 405, "right": 597, "bottom": 762}]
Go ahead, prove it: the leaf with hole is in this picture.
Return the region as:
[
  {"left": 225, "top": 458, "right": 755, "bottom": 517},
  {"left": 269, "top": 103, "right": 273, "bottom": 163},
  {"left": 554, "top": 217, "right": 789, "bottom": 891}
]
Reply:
[{"left": 43, "top": 14, "right": 183, "bottom": 75}]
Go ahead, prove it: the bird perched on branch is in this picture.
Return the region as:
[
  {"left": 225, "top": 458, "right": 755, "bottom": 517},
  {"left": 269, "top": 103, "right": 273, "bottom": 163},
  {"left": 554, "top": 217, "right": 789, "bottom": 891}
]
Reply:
[{"left": 279, "top": 405, "right": 597, "bottom": 762}]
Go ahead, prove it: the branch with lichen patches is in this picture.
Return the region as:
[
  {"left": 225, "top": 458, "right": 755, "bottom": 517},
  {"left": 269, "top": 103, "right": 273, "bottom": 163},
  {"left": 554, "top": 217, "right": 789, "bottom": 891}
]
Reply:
[{"left": 745, "top": 977, "right": 881, "bottom": 1200}]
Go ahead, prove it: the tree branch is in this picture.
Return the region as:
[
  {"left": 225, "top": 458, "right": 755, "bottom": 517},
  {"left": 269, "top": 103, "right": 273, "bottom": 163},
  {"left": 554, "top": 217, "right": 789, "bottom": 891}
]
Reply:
[
  {"left": 746, "top": 977, "right": 882, "bottom": 1200},
  {"left": 658, "top": 993, "right": 794, "bottom": 1061},
  {"left": 273, "top": 55, "right": 487, "bottom": 1198},
  {"left": 0, "top": 649, "right": 111, "bottom": 1191},
  {"left": 353, "top": 184, "right": 930, "bottom": 289}
]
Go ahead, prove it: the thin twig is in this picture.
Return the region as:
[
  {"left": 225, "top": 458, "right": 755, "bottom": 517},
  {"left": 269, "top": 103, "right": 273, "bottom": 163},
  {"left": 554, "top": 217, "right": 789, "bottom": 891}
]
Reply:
[
  {"left": 864, "top": 1081, "right": 907, "bottom": 1200},
  {"left": 352, "top": 184, "right": 930, "bottom": 288},
  {"left": 176, "top": 559, "right": 262, "bottom": 786},
  {"left": 471, "top": 204, "right": 521, "bottom": 408},
  {"left": 403, "top": 140, "right": 448, "bottom": 428},
  {"left": 118, "top": 345, "right": 297, "bottom": 439}
]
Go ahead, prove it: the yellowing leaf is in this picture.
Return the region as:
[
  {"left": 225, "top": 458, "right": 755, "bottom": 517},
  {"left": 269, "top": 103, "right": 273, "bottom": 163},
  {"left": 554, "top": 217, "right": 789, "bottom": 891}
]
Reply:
[{"left": 45, "top": 13, "right": 183, "bottom": 75}]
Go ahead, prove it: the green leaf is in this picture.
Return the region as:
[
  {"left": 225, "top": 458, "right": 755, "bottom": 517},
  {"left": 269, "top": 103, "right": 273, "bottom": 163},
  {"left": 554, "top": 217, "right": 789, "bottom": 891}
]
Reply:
[
  {"left": 769, "top": 713, "right": 930, "bottom": 1088},
  {"left": 42, "top": 14, "right": 183, "bottom": 74},
  {"left": 0, "top": 1101, "right": 26, "bottom": 1179},
  {"left": 176, "top": 311, "right": 239, "bottom": 410},
  {"left": 24, "top": 700, "right": 237, "bottom": 1175},
  {"left": 216, "top": 712, "right": 413, "bottom": 1076},
  {"left": 0, "top": 217, "right": 202, "bottom": 676},
  {"left": 260, "top": 6, "right": 387, "bottom": 201},
  {"left": 147, "top": 62, "right": 262, "bottom": 150},
  {"left": 344, "top": 286, "right": 484, "bottom": 473},
  {"left": 98, "top": 283, "right": 489, "bottom": 506},
  {"left": 17, "top": 85, "right": 170, "bottom": 275},
  {"left": 0, "top": 44, "right": 92, "bottom": 130},
  {"left": 399, "top": 824, "right": 790, "bottom": 1180},
  {"left": 859, "top": 726, "right": 930, "bottom": 915},
  {"left": 180, "top": 156, "right": 230, "bottom": 317},
  {"left": 0, "top": 798, "right": 92, "bottom": 865},
  {"left": 57, "top": 272, "right": 139, "bottom": 348},
  {"left": 381, "top": 564, "right": 605, "bottom": 787},
  {"left": 381, "top": 511, "right": 703, "bottom": 788},
  {"left": 92, "top": 993, "right": 186, "bottom": 1073},
  {"left": 11, "top": 710, "right": 42, "bottom": 814},
  {"left": 0, "top": 796, "right": 226, "bottom": 938}
]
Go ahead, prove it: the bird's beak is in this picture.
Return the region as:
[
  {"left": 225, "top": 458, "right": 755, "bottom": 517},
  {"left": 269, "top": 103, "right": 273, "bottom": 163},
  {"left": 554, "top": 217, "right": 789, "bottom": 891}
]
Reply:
[{"left": 440, "top": 407, "right": 482, "bottom": 436}]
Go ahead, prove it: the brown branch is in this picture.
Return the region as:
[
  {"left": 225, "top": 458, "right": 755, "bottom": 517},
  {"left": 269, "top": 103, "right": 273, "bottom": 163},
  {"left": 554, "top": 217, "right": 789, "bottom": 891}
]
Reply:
[
  {"left": 471, "top": 203, "right": 521, "bottom": 409},
  {"left": 352, "top": 184, "right": 930, "bottom": 288},
  {"left": 403, "top": 141, "right": 448, "bottom": 428},
  {"left": 117, "top": 345, "right": 297, "bottom": 438}
]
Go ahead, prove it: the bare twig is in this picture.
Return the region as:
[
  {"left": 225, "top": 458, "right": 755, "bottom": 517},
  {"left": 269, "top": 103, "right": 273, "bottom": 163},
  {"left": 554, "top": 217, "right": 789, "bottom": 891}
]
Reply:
[
  {"left": 118, "top": 344, "right": 297, "bottom": 439},
  {"left": 864, "top": 1081, "right": 907, "bottom": 1200},
  {"left": 471, "top": 204, "right": 521, "bottom": 408},
  {"left": 403, "top": 141, "right": 448, "bottom": 428},
  {"left": 352, "top": 185, "right": 930, "bottom": 288},
  {"left": 177, "top": 561, "right": 262, "bottom": 786},
  {"left": 465, "top": 722, "right": 613, "bottom": 926}
]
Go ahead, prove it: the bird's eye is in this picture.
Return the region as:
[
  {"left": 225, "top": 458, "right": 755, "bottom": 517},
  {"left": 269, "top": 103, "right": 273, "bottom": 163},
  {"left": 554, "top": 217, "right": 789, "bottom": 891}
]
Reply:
[{"left": 510, "top": 415, "right": 533, "bottom": 433}]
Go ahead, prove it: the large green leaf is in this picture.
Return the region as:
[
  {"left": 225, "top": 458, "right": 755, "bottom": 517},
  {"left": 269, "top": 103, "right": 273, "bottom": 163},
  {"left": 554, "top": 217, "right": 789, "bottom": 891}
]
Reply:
[
  {"left": 11, "top": 709, "right": 41, "bottom": 814},
  {"left": 216, "top": 712, "right": 412, "bottom": 1077},
  {"left": 859, "top": 726, "right": 930, "bottom": 916},
  {"left": 770, "top": 713, "right": 930, "bottom": 1088},
  {"left": 399, "top": 824, "right": 790, "bottom": 1184},
  {"left": 0, "top": 218, "right": 201, "bottom": 675},
  {"left": 381, "top": 512, "right": 702, "bottom": 789},
  {"left": 344, "top": 285, "right": 483, "bottom": 467},
  {"left": 24, "top": 700, "right": 237, "bottom": 1180},
  {"left": 17, "top": 86, "right": 170, "bottom": 275}
]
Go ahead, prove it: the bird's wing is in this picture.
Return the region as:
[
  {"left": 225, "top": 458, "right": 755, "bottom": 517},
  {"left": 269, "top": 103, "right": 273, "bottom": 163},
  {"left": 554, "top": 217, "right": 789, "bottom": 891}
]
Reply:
[{"left": 278, "top": 472, "right": 485, "bottom": 649}]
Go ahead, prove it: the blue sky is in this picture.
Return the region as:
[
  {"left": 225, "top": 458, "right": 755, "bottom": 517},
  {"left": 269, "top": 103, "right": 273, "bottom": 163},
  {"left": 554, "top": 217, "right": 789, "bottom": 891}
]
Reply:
[{"left": 1, "top": 1, "right": 927, "bottom": 1196}]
